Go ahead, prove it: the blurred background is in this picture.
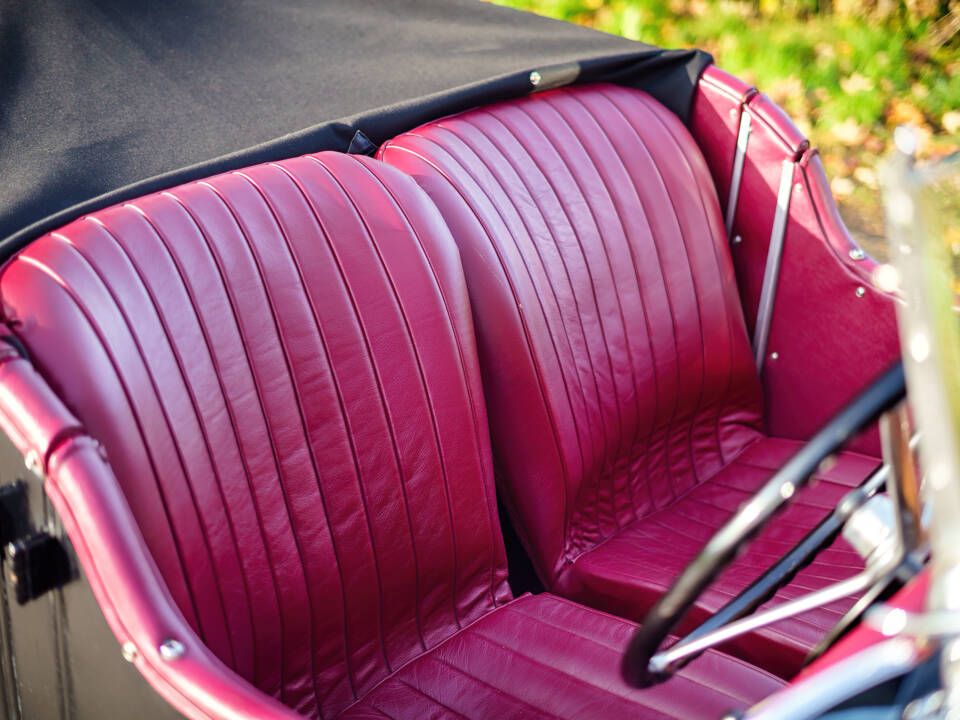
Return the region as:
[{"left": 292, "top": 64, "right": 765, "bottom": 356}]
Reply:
[{"left": 491, "top": 0, "right": 960, "bottom": 260}]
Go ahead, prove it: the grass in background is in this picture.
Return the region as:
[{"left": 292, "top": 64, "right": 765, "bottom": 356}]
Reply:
[{"left": 491, "top": 0, "right": 960, "bottom": 259}]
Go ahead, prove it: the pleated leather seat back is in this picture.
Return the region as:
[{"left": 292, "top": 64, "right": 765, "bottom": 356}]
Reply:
[
  {"left": 379, "top": 83, "right": 765, "bottom": 585},
  {"left": 0, "top": 152, "right": 510, "bottom": 717}
]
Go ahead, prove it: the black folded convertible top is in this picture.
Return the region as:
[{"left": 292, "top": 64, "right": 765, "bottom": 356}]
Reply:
[{"left": 0, "top": 0, "right": 710, "bottom": 256}]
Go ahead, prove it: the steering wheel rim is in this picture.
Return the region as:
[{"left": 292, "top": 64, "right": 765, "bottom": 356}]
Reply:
[{"left": 620, "top": 361, "right": 907, "bottom": 688}]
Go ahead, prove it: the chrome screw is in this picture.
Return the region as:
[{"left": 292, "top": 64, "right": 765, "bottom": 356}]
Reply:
[
  {"left": 24, "top": 449, "right": 41, "bottom": 477},
  {"left": 121, "top": 642, "right": 138, "bottom": 663},
  {"left": 159, "top": 639, "right": 185, "bottom": 661},
  {"left": 529, "top": 71, "right": 542, "bottom": 87},
  {"left": 770, "top": 352, "right": 779, "bottom": 360},
  {"left": 849, "top": 247, "right": 866, "bottom": 261},
  {"left": 856, "top": 286, "right": 866, "bottom": 298},
  {"left": 732, "top": 235, "right": 742, "bottom": 245}
]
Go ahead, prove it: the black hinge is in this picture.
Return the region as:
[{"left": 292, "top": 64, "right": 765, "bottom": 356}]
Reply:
[
  {"left": 6, "top": 533, "right": 72, "bottom": 605},
  {"left": 0, "top": 482, "right": 30, "bottom": 547}
]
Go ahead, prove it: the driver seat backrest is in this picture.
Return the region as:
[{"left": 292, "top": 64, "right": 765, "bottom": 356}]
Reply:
[
  {"left": 0, "top": 152, "right": 510, "bottom": 718},
  {"left": 379, "top": 82, "right": 765, "bottom": 585}
]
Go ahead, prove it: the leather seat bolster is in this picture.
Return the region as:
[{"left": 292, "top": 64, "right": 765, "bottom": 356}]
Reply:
[
  {"left": 0, "top": 339, "right": 84, "bottom": 472},
  {"left": 46, "top": 435, "right": 302, "bottom": 720}
]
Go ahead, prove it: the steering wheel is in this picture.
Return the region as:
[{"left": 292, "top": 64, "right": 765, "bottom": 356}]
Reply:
[{"left": 621, "top": 361, "right": 907, "bottom": 687}]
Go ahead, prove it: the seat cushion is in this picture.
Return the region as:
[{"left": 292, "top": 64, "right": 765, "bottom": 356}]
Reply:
[
  {"left": 556, "top": 438, "right": 880, "bottom": 678},
  {"left": 338, "top": 593, "right": 784, "bottom": 719}
]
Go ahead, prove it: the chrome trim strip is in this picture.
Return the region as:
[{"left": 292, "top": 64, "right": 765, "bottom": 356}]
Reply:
[
  {"left": 725, "top": 110, "right": 752, "bottom": 238},
  {"left": 753, "top": 159, "right": 795, "bottom": 371},
  {"left": 744, "top": 639, "right": 924, "bottom": 720}
]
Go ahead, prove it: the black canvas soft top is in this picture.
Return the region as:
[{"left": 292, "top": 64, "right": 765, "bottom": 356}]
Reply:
[{"left": 0, "top": 0, "right": 710, "bottom": 258}]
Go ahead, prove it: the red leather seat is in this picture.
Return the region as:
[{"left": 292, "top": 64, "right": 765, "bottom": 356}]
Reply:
[
  {"left": 378, "top": 82, "right": 880, "bottom": 678},
  {"left": 0, "top": 151, "right": 781, "bottom": 717}
]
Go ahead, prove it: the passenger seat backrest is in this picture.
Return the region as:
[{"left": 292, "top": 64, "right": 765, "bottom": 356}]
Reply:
[
  {"left": 379, "top": 83, "right": 764, "bottom": 586},
  {"left": 0, "top": 152, "right": 510, "bottom": 718}
]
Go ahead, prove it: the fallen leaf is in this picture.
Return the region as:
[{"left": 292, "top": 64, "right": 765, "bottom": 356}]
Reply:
[
  {"left": 923, "top": 142, "right": 959, "bottom": 161},
  {"left": 840, "top": 73, "right": 874, "bottom": 94},
  {"left": 943, "top": 110, "right": 960, "bottom": 135},
  {"left": 887, "top": 98, "right": 927, "bottom": 127},
  {"left": 831, "top": 176, "right": 856, "bottom": 196},
  {"left": 945, "top": 226, "right": 960, "bottom": 255},
  {"left": 853, "top": 166, "right": 879, "bottom": 188},
  {"left": 830, "top": 118, "right": 868, "bottom": 145}
]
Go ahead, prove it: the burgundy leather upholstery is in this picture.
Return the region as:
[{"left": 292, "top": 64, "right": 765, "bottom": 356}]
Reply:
[
  {"left": 0, "top": 150, "right": 782, "bottom": 718},
  {"left": 690, "top": 66, "right": 900, "bottom": 457},
  {"left": 378, "top": 82, "right": 880, "bottom": 676},
  {"left": 339, "top": 594, "right": 782, "bottom": 719}
]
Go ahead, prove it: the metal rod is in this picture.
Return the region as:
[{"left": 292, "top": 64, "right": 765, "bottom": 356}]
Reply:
[
  {"left": 678, "top": 462, "right": 889, "bottom": 652},
  {"left": 753, "top": 159, "right": 795, "bottom": 371},
  {"left": 654, "top": 430, "right": 919, "bottom": 674},
  {"left": 880, "top": 405, "right": 924, "bottom": 554},
  {"left": 649, "top": 567, "right": 886, "bottom": 673},
  {"left": 725, "top": 110, "right": 752, "bottom": 239}
]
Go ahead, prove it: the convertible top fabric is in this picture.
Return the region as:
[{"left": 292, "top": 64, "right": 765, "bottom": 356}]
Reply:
[{"left": 0, "top": 0, "right": 709, "bottom": 256}]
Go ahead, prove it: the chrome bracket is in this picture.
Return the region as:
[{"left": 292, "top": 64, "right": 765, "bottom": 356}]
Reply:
[
  {"left": 753, "top": 159, "right": 795, "bottom": 372},
  {"left": 725, "top": 110, "right": 752, "bottom": 239}
]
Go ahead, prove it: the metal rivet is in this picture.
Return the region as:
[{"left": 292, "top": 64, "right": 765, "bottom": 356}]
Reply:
[
  {"left": 159, "top": 639, "right": 185, "bottom": 661},
  {"left": 855, "top": 286, "right": 866, "bottom": 298},
  {"left": 780, "top": 482, "right": 795, "bottom": 499},
  {"left": 529, "top": 71, "right": 541, "bottom": 87},
  {"left": 848, "top": 247, "right": 865, "bottom": 261},
  {"left": 770, "top": 351, "right": 779, "bottom": 360},
  {"left": 121, "top": 642, "right": 138, "bottom": 663},
  {"left": 24, "top": 449, "right": 41, "bottom": 476},
  {"left": 5, "top": 543, "right": 16, "bottom": 560},
  {"left": 732, "top": 235, "right": 742, "bottom": 245}
]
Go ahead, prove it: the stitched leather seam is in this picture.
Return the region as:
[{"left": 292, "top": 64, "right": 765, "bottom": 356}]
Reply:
[
  {"left": 632, "top": 89, "right": 742, "bottom": 471},
  {"left": 537, "top": 90, "right": 662, "bottom": 525},
  {"left": 351, "top": 157, "right": 504, "bottom": 612},
  {"left": 424, "top": 122, "right": 596, "bottom": 542},
  {"left": 123, "top": 201, "right": 286, "bottom": 698},
  {"left": 492, "top": 99, "right": 634, "bottom": 537},
  {"left": 451, "top": 111, "right": 614, "bottom": 543},
  {"left": 592, "top": 89, "right": 707, "bottom": 500},
  {"left": 379, "top": 139, "right": 572, "bottom": 579},
  {"left": 82, "top": 215, "right": 254, "bottom": 675},
  {"left": 13, "top": 250, "right": 206, "bottom": 637},
  {"left": 563, "top": 91, "right": 685, "bottom": 512},
  {"left": 166, "top": 186, "right": 332, "bottom": 709},
  {"left": 303, "top": 155, "right": 433, "bottom": 655},
  {"left": 416, "top": 654, "right": 555, "bottom": 719},
  {"left": 310, "top": 156, "right": 463, "bottom": 634},
  {"left": 213, "top": 171, "right": 360, "bottom": 712},
  {"left": 527, "top": 91, "right": 655, "bottom": 529},
  {"left": 258, "top": 161, "right": 394, "bottom": 681}
]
